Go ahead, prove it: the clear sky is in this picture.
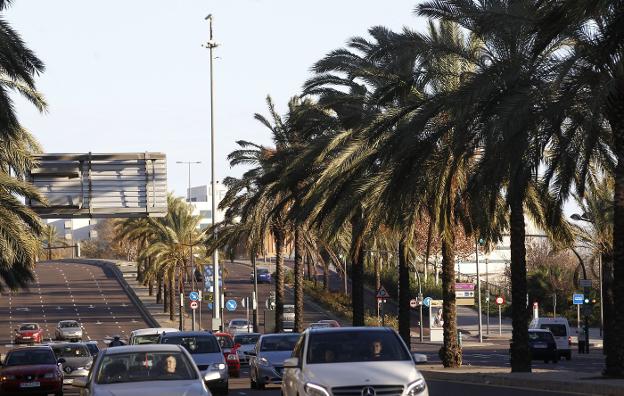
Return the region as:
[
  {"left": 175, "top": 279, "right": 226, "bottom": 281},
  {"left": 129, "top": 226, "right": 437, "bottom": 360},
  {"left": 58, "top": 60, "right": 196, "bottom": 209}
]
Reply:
[{"left": 8, "top": 0, "right": 425, "bottom": 197}]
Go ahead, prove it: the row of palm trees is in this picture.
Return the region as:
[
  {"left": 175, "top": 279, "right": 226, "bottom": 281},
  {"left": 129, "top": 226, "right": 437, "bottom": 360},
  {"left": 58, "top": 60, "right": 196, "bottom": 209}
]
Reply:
[{"left": 210, "top": 0, "right": 623, "bottom": 377}]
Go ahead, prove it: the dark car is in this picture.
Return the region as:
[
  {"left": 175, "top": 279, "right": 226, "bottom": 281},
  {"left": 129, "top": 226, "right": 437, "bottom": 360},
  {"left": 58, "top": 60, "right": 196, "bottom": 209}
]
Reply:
[
  {"left": 250, "top": 268, "right": 271, "bottom": 284},
  {"left": 0, "top": 346, "right": 64, "bottom": 395},
  {"left": 528, "top": 329, "right": 559, "bottom": 363}
]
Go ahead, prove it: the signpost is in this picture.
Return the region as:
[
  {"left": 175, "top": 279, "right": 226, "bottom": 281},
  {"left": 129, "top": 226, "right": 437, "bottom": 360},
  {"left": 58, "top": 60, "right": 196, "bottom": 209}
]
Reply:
[
  {"left": 241, "top": 297, "right": 250, "bottom": 325},
  {"left": 226, "top": 299, "right": 237, "bottom": 312},
  {"left": 423, "top": 297, "right": 432, "bottom": 308},
  {"left": 190, "top": 301, "right": 199, "bottom": 310},
  {"left": 189, "top": 292, "right": 199, "bottom": 301},
  {"left": 496, "top": 296, "right": 504, "bottom": 335},
  {"left": 455, "top": 283, "right": 475, "bottom": 306},
  {"left": 410, "top": 299, "right": 418, "bottom": 308},
  {"left": 189, "top": 291, "right": 199, "bottom": 331},
  {"left": 573, "top": 293, "right": 584, "bottom": 329},
  {"left": 376, "top": 286, "right": 389, "bottom": 326}
]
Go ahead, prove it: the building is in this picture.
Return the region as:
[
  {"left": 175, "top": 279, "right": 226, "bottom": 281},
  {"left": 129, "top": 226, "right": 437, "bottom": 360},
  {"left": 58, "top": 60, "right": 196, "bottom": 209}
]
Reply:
[
  {"left": 186, "top": 182, "right": 229, "bottom": 230},
  {"left": 46, "top": 218, "right": 98, "bottom": 242}
]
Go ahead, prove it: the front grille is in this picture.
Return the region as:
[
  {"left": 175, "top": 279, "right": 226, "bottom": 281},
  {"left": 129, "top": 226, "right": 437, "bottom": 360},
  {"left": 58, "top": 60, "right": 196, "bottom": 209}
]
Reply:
[
  {"left": 197, "top": 365, "right": 210, "bottom": 371},
  {"left": 332, "top": 385, "right": 404, "bottom": 396}
]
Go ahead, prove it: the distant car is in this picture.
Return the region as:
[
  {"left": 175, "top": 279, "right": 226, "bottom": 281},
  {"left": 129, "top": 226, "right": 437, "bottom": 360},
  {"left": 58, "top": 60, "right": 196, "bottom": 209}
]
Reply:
[
  {"left": 0, "top": 345, "right": 64, "bottom": 396},
  {"left": 14, "top": 323, "right": 44, "bottom": 344},
  {"left": 282, "top": 305, "right": 295, "bottom": 322},
  {"left": 227, "top": 319, "right": 253, "bottom": 335},
  {"left": 251, "top": 268, "right": 272, "bottom": 284},
  {"left": 530, "top": 317, "right": 572, "bottom": 360},
  {"left": 527, "top": 328, "right": 559, "bottom": 363},
  {"left": 308, "top": 322, "right": 332, "bottom": 329},
  {"left": 233, "top": 333, "right": 261, "bottom": 365},
  {"left": 49, "top": 342, "right": 93, "bottom": 384},
  {"left": 129, "top": 327, "right": 179, "bottom": 345},
  {"left": 281, "top": 327, "right": 428, "bottom": 396},
  {"left": 159, "top": 331, "right": 229, "bottom": 394},
  {"left": 317, "top": 319, "right": 341, "bottom": 328},
  {"left": 215, "top": 332, "right": 241, "bottom": 377},
  {"left": 249, "top": 333, "right": 300, "bottom": 390},
  {"left": 55, "top": 320, "right": 83, "bottom": 342},
  {"left": 71, "top": 344, "right": 213, "bottom": 396}
]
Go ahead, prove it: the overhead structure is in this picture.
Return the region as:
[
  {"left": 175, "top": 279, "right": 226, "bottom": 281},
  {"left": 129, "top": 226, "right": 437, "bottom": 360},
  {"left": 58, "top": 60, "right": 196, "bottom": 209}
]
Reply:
[{"left": 27, "top": 152, "right": 167, "bottom": 218}]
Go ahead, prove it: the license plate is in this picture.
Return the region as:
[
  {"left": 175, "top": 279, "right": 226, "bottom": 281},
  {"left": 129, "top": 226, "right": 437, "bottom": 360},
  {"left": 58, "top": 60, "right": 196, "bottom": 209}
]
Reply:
[
  {"left": 20, "top": 382, "right": 40, "bottom": 388},
  {"left": 22, "top": 337, "right": 31, "bottom": 339},
  {"left": 533, "top": 343, "right": 547, "bottom": 349}
]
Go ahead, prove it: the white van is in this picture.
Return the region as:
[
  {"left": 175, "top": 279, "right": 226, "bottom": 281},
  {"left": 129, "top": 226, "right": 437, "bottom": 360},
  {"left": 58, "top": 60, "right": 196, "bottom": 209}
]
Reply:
[
  {"left": 529, "top": 317, "right": 572, "bottom": 359},
  {"left": 128, "top": 327, "right": 179, "bottom": 345}
]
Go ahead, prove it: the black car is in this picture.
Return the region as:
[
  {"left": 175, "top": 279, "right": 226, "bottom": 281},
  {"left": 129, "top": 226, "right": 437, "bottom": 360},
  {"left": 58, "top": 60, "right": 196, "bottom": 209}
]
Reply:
[{"left": 528, "top": 329, "right": 558, "bottom": 363}]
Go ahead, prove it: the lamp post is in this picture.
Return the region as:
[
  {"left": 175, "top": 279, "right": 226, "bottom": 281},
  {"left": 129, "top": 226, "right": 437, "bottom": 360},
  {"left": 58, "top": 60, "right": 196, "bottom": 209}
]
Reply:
[
  {"left": 204, "top": 14, "right": 221, "bottom": 331},
  {"left": 176, "top": 161, "right": 202, "bottom": 202}
]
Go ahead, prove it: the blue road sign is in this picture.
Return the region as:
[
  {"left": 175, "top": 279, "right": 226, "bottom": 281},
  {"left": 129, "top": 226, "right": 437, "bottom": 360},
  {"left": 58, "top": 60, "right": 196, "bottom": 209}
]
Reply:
[
  {"left": 225, "top": 299, "right": 237, "bottom": 312},
  {"left": 207, "top": 303, "right": 213, "bottom": 310},
  {"left": 189, "top": 291, "right": 199, "bottom": 301},
  {"left": 423, "top": 297, "right": 432, "bottom": 307},
  {"left": 573, "top": 294, "right": 584, "bottom": 305}
]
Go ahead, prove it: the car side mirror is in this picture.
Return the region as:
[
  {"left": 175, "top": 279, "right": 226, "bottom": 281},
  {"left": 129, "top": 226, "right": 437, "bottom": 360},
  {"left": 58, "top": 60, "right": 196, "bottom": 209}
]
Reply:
[
  {"left": 411, "top": 353, "right": 427, "bottom": 364},
  {"left": 283, "top": 357, "right": 299, "bottom": 368},
  {"left": 72, "top": 377, "right": 88, "bottom": 388},
  {"left": 57, "top": 358, "right": 66, "bottom": 365}
]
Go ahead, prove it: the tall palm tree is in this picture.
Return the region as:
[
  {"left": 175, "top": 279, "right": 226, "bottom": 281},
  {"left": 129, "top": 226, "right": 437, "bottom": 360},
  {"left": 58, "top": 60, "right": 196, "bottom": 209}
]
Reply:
[{"left": 41, "top": 224, "right": 63, "bottom": 260}]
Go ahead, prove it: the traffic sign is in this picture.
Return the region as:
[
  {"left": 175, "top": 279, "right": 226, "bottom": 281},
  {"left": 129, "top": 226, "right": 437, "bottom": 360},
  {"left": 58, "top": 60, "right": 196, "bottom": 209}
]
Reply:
[
  {"left": 410, "top": 299, "right": 418, "bottom": 308},
  {"left": 573, "top": 294, "right": 584, "bottom": 305},
  {"left": 580, "top": 279, "right": 593, "bottom": 288},
  {"left": 495, "top": 296, "right": 505, "bottom": 305},
  {"left": 190, "top": 301, "right": 199, "bottom": 310},
  {"left": 376, "top": 286, "right": 390, "bottom": 299},
  {"left": 225, "top": 299, "right": 237, "bottom": 311},
  {"left": 189, "top": 291, "right": 199, "bottom": 301},
  {"left": 423, "top": 297, "right": 432, "bottom": 307},
  {"left": 456, "top": 283, "right": 475, "bottom": 291}
]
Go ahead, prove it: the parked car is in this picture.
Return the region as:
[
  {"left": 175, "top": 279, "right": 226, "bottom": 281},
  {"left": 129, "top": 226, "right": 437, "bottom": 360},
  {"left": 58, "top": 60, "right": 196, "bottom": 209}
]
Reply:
[
  {"left": 71, "top": 344, "right": 214, "bottom": 396},
  {"left": 54, "top": 320, "right": 83, "bottom": 342},
  {"left": 526, "top": 328, "right": 559, "bottom": 363},
  {"left": 214, "top": 332, "right": 241, "bottom": 377},
  {"left": 227, "top": 319, "right": 253, "bottom": 335},
  {"left": 159, "top": 331, "right": 229, "bottom": 394},
  {"left": 14, "top": 323, "right": 44, "bottom": 344},
  {"left": 250, "top": 268, "right": 272, "bottom": 284},
  {"left": 233, "top": 333, "right": 261, "bottom": 365},
  {"left": 0, "top": 345, "right": 64, "bottom": 396},
  {"left": 281, "top": 327, "right": 428, "bottom": 396},
  {"left": 308, "top": 322, "right": 332, "bottom": 330},
  {"left": 129, "top": 327, "right": 179, "bottom": 345},
  {"left": 530, "top": 317, "right": 572, "bottom": 360},
  {"left": 317, "top": 320, "right": 341, "bottom": 328},
  {"left": 249, "top": 333, "right": 300, "bottom": 390},
  {"left": 49, "top": 342, "right": 93, "bottom": 384}
]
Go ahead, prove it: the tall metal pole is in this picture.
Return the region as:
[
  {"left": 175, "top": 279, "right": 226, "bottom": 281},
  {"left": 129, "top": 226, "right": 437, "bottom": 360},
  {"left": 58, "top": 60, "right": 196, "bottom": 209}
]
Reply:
[
  {"left": 252, "top": 255, "right": 259, "bottom": 332},
  {"left": 599, "top": 254, "right": 603, "bottom": 337},
  {"left": 486, "top": 258, "right": 490, "bottom": 335},
  {"left": 415, "top": 270, "right": 423, "bottom": 343},
  {"left": 205, "top": 14, "right": 221, "bottom": 331},
  {"left": 475, "top": 240, "right": 483, "bottom": 343}
]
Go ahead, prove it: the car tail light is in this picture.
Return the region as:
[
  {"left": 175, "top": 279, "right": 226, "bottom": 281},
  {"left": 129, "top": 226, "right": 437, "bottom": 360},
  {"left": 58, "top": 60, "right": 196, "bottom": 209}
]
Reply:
[
  {"left": 568, "top": 336, "right": 572, "bottom": 345},
  {"left": 227, "top": 354, "right": 238, "bottom": 361}
]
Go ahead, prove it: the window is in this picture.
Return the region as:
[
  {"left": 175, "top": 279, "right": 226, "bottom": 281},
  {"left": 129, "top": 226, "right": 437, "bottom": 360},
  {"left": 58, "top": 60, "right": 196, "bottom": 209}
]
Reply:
[
  {"left": 200, "top": 210, "right": 212, "bottom": 219},
  {"left": 260, "top": 335, "right": 300, "bottom": 351},
  {"left": 5, "top": 349, "right": 56, "bottom": 366},
  {"left": 306, "top": 330, "right": 411, "bottom": 364},
  {"left": 95, "top": 352, "right": 196, "bottom": 384},
  {"left": 540, "top": 324, "right": 566, "bottom": 337},
  {"left": 234, "top": 334, "right": 260, "bottom": 345},
  {"left": 161, "top": 335, "right": 220, "bottom": 354}
]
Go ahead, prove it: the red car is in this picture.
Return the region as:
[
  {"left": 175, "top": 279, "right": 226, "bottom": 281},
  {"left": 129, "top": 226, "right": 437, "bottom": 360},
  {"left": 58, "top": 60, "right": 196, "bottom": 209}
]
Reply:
[
  {"left": 215, "top": 332, "right": 241, "bottom": 377},
  {"left": 14, "top": 323, "right": 44, "bottom": 344},
  {"left": 0, "top": 346, "right": 63, "bottom": 396}
]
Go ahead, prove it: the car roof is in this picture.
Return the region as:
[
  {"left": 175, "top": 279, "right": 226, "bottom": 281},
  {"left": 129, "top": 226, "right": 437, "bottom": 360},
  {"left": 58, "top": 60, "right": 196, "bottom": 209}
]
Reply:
[
  {"left": 234, "top": 333, "right": 261, "bottom": 337},
  {"left": 534, "top": 318, "right": 569, "bottom": 324},
  {"left": 259, "top": 333, "right": 301, "bottom": 339},
  {"left": 7, "top": 345, "right": 54, "bottom": 353},
  {"left": 306, "top": 326, "right": 394, "bottom": 334},
  {"left": 214, "top": 332, "right": 233, "bottom": 337},
  {"left": 58, "top": 320, "right": 79, "bottom": 323},
  {"left": 18, "top": 322, "right": 39, "bottom": 326},
  {"left": 103, "top": 344, "right": 184, "bottom": 355},
  {"left": 131, "top": 327, "right": 179, "bottom": 336},
  {"left": 529, "top": 328, "right": 552, "bottom": 332},
  {"left": 229, "top": 318, "right": 248, "bottom": 322},
  {"left": 160, "top": 331, "right": 216, "bottom": 338}
]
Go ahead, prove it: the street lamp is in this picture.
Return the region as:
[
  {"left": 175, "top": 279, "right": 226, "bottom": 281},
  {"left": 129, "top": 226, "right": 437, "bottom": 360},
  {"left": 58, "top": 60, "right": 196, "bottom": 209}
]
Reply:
[{"left": 176, "top": 161, "right": 202, "bottom": 202}]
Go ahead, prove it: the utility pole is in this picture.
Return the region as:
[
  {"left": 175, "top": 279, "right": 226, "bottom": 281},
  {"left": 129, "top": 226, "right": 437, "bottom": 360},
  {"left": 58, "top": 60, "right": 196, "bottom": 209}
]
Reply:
[{"left": 475, "top": 239, "right": 483, "bottom": 343}]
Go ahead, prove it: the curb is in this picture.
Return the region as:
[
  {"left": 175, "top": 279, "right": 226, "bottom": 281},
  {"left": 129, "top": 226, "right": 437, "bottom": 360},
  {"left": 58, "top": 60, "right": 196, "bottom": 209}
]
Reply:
[
  {"left": 55, "top": 259, "right": 160, "bottom": 328},
  {"left": 419, "top": 369, "right": 624, "bottom": 396}
]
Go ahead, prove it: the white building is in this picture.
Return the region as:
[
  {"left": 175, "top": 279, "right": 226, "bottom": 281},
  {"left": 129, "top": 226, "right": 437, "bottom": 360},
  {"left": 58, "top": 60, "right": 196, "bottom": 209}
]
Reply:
[
  {"left": 46, "top": 218, "right": 98, "bottom": 242},
  {"left": 186, "top": 182, "right": 229, "bottom": 230}
]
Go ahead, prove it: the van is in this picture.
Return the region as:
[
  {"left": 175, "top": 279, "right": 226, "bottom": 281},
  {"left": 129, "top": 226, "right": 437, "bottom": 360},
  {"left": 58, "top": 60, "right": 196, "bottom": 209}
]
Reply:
[{"left": 529, "top": 317, "right": 572, "bottom": 360}]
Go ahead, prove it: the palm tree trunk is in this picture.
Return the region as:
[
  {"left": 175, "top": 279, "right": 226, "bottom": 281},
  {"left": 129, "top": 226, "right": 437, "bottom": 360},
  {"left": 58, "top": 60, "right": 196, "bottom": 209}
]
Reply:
[
  {"left": 169, "top": 269, "right": 175, "bottom": 322},
  {"left": 148, "top": 279, "right": 153, "bottom": 296},
  {"left": 440, "top": 237, "right": 461, "bottom": 367},
  {"left": 306, "top": 256, "right": 313, "bottom": 281},
  {"left": 294, "top": 226, "right": 305, "bottom": 333},
  {"left": 157, "top": 271, "right": 163, "bottom": 305},
  {"left": 424, "top": 220, "right": 433, "bottom": 283},
  {"left": 323, "top": 260, "right": 329, "bottom": 291},
  {"left": 274, "top": 227, "right": 286, "bottom": 333},
  {"left": 163, "top": 274, "right": 168, "bottom": 312},
  {"left": 509, "top": 195, "right": 531, "bottom": 373},
  {"left": 602, "top": 252, "right": 614, "bottom": 371},
  {"left": 350, "top": 213, "right": 366, "bottom": 326},
  {"left": 398, "top": 238, "right": 411, "bottom": 348}
]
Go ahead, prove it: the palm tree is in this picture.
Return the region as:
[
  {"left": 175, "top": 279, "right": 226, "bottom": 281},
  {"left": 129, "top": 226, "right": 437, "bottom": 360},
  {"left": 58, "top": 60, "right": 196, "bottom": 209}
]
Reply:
[{"left": 41, "top": 224, "right": 63, "bottom": 260}]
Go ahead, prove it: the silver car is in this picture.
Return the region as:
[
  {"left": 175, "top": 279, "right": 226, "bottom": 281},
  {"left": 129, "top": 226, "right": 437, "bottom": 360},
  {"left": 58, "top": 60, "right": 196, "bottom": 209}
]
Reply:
[
  {"left": 49, "top": 342, "right": 93, "bottom": 384},
  {"left": 227, "top": 319, "right": 253, "bottom": 335},
  {"left": 234, "top": 333, "right": 261, "bottom": 365},
  {"left": 249, "top": 333, "right": 300, "bottom": 389},
  {"left": 72, "top": 344, "right": 214, "bottom": 396},
  {"left": 54, "top": 320, "right": 83, "bottom": 341}
]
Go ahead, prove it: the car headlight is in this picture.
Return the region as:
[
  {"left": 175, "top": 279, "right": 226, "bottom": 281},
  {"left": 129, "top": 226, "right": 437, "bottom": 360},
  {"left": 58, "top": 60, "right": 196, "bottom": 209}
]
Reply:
[
  {"left": 258, "top": 357, "right": 270, "bottom": 367},
  {"left": 305, "top": 383, "right": 330, "bottom": 396},
  {"left": 212, "top": 363, "right": 226, "bottom": 370},
  {"left": 1, "top": 375, "right": 16, "bottom": 381},
  {"left": 405, "top": 379, "right": 427, "bottom": 396}
]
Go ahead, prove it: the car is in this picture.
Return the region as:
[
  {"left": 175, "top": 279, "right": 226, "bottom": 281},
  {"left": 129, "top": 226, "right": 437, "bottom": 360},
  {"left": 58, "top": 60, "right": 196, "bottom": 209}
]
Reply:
[
  {"left": 283, "top": 321, "right": 295, "bottom": 333},
  {"left": 129, "top": 327, "right": 179, "bottom": 345},
  {"left": 250, "top": 268, "right": 272, "bottom": 284},
  {"left": 227, "top": 319, "right": 253, "bottom": 335},
  {"left": 48, "top": 342, "right": 93, "bottom": 384},
  {"left": 85, "top": 341, "right": 100, "bottom": 357},
  {"left": 54, "top": 320, "right": 83, "bottom": 342},
  {"left": 0, "top": 345, "right": 64, "bottom": 396},
  {"left": 527, "top": 328, "right": 559, "bottom": 363},
  {"left": 249, "top": 333, "right": 300, "bottom": 390},
  {"left": 233, "top": 333, "right": 261, "bottom": 365},
  {"left": 530, "top": 317, "right": 572, "bottom": 360},
  {"left": 281, "top": 327, "right": 428, "bottom": 396},
  {"left": 283, "top": 305, "right": 295, "bottom": 322},
  {"left": 71, "top": 344, "right": 214, "bottom": 396},
  {"left": 159, "top": 331, "right": 229, "bottom": 394},
  {"left": 308, "top": 322, "right": 332, "bottom": 329},
  {"left": 214, "top": 332, "right": 241, "bottom": 377},
  {"left": 14, "top": 323, "right": 44, "bottom": 344},
  {"left": 317, "top": 320, "right": 341, "bottom": 328}
]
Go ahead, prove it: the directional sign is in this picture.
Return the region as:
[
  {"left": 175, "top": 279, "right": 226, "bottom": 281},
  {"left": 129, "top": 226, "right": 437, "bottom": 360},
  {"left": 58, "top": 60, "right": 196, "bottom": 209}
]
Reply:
[
  {"left": 225, "top": 299, "right": 237, "bottom": 312},
  {"left": 580, "top": 279, "right": 593, "bottom": 288},
  {"left": 410, "top": 299, "right": 418, "bottom": 308},
  {"left": 573, "top": 294, "right": 584, "bottom": 305},
  {"left": 190, "top": 301, "right": 199, "bottom": 310},
  {"left": 495, "top": 296, "right": 505, "bottom": 305},
  {"left": 456, "top": 283, "right": 475, "bottom": 291},
  {"left": 423, "top": 297, "right": 432, "bottom": 307},
  {"left": 376, "top": 286, "right": 390, "bottom": 299},
  {"left": 189, "top": 291, "right": 199, "bottom": 301}
]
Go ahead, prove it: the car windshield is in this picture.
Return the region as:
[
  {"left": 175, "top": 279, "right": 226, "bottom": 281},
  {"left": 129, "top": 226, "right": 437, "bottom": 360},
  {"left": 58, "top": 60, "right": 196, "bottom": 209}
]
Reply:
[
  {"left": 231, "top": 320, "right": 248, "bottom": 326},
  {"left": 161, "top": 336, "right": 220, "bottom": 354},
  {"left": 96, "top": 352, "right": 196, "bottom": 384},
  {"left": 132, "top": 334, "right": 162, "bottom": 345},
  {"left": 19, "top": 324, "right": 38, "bottom": 331},
  {"left": 60, "top": 322, "right": 79, "bottom": 328},
  {"left": 216, "top": 335, "right": 234, "bottom": 348},
  {"left": 540, "top": 324, "right": 566, "bottom": 337},
  {"left": 307, "top": 331, "right": 411, "bottom": 364},
  {"left": 86, "top": 343, "right": 99, "bottom": 356},
  {"left": 260, "top": 335, "right": 300, "bottom": 351},
  {"left": 257, "top": 269, "right": 269, "bottom": 274},
  {"left": 52, "top": 344, "right": 90, "bottom": 358},
  {"left": 529, "top": 332, "right": 554, "bottom": 342},
  {"left": 283, "top": 321, "right": 295, "bottom": 329},
  {"left": 5, "top": 349, "right": 56, "bottom": 366},
  {"left": 234, "top": 334, "right": 260, "bottom": 345}
]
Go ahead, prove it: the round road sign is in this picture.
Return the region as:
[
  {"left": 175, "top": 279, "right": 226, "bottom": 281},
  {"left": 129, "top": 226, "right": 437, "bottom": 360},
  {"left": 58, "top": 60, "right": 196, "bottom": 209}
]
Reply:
[
  {"left": 190, "top": 301, "right": 199, "bottom": 310},
  {"left": 495, "top": 296, "right": 504, "bottom": 305},
  {"left": 423, "top": 297, "right": 432, "bottom": 307},
  {"left": 410, "top": 299, "right": 418, "bottom": 308},
  {"left": 189, "top": 291, "right": 199, "bottom": 301}
]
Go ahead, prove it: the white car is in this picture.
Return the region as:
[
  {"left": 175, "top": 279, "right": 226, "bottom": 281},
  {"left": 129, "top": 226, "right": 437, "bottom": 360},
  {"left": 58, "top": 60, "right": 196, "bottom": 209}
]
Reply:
[
  {"left": 529, "top": 317, "right": 572, "bottom": 360},
  {"left": 129, "top": 327, "right": 179, "bottom": 345},
  {"left": 282, "top": 327, "right": 428, "bottom": 396},
  {"left": 55, "top": 320, "right": 83, "bottom": 341},
  {"left": 226, "top": 319, "right": 253, "bottom": 334}
]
